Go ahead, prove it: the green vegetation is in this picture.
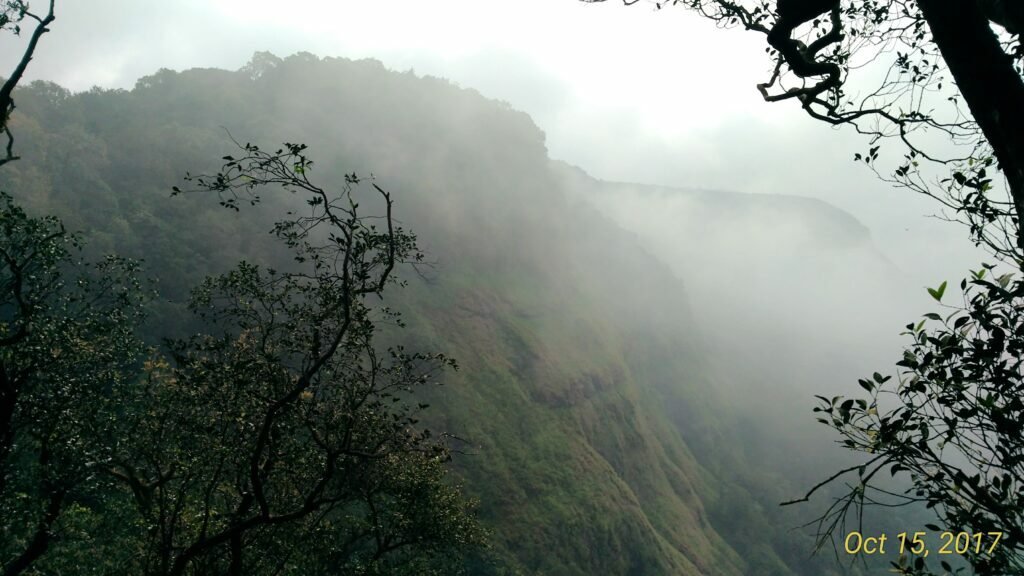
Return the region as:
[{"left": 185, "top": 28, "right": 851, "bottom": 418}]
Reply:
[
  {"left": 0, "top": 193, "right": 147, "bottom": 575},
  {"left": 1, "top": 52, "right": 899, "bottom": 574},
  {"left": 1, "top": 116, "right": 484, "bottom": 576}
]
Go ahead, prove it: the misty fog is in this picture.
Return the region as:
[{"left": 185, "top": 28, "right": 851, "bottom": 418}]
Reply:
[{"left": 0, "top": 1, "right": 1002, "bottom": 575}]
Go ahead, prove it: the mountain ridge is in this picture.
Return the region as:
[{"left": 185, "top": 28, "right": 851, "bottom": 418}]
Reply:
[{"left": 0, "top": 52, "right": 888, "bottom": 575}]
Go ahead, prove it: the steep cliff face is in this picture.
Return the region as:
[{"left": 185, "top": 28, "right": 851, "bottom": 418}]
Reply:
[
  {"left": 391, "top": 210, "right": 750, "bottom": 575},
  {"left": 1, "top": 53, "right": 895, "bottom": 575},
  {"left": 554, "top": 164, "right": 923, "bottom": 563}
]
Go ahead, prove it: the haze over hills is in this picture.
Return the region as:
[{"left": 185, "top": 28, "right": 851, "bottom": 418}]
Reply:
[
  {"left": 554, "top": 165, "right": 925, "bottom": 458},
  {"left": 0, "top": 52, "right": 912, "bottom": 574}
]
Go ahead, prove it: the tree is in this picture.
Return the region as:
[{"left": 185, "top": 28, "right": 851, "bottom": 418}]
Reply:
[
  {"left": 0, "top": 194, "right": 147, "bottom": 576},
  {"left": 0, "top": 3, "right": 483, "bottom": 570},
  {"left": 100, "top": 141, "right": 482, "bottom": 576},
  {"left": 581, "top": 0, "right": 1024, "bottom": 574},
  {"left": 2, "top": 136, "right": 485, "bottom": 575},
  {"left": 0, "top": 3, "right": 148, "bottom": 575},
  {"left": 808, "top": 269, "right": 1024, "bottom": 575},
  {"left": 584, "top": 0, "right": 1023, "bottom": 259},
  {"left": 1, "top": 0, "right": 55, "bottom": 167}
]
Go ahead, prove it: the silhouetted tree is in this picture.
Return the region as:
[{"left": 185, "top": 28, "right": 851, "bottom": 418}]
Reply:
[
  {"left": 582, "top": 1, "right": 1024, "bottom": 573},
  {"left": 0, "top": 4, "right": 148, "bottom": 575},
  {"left": 0, "top": 194, "right": 147, "bottom": 576},
  {"left": 0, "top": 5, "right": 483, "bottom": 569},
  {"left": 806, "top": 268, "right": 1024, "bottom": 575},
  {"left": 103, "top": 141, "right": 483, "bottom": 576},
  {"left": 1, "top": 0, "right": 55, "bottom": 167},
  {"left": 582, "top": 0, "right": 1023, "bottom": 259}
]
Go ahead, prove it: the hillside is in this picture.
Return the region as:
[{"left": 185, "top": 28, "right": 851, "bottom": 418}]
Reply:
[
  {"left": 0, "top": 52, "right": 892, "bottom": 575},
  {"left": 557, "top": 164, "right": 928, "bottom": 491}
]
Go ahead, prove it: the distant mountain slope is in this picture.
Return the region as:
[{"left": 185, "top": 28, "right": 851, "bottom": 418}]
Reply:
[
  {"left": 1, "top": 52, "right": 889, "bottom": 575},
  {"left": 553, "top": 161, "right": 923, "bottom": 510}
]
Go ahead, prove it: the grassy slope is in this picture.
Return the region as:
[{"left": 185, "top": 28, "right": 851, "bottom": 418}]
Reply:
[{"left": 394, "top": 258, "right": 753, "bottom": 575}]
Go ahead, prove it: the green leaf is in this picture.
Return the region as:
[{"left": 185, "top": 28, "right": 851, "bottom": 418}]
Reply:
[{"left": 927, "top": 280, "right": 947, "bottom": 302}]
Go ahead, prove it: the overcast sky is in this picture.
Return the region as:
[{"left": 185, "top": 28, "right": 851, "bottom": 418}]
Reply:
[{"left": 0, "top": 0, "right": 986, "bottom": 280}]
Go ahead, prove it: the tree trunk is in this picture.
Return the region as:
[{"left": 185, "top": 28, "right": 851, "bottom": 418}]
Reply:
[
  {"left": 918, "top": 0, "right": 1024, "bottom": 253},
  {"left": 0, "top": 366, "right": 15, "bottom": 496},
  {"left": 228, "top": 533, "right": 243, "bottom": 576}
]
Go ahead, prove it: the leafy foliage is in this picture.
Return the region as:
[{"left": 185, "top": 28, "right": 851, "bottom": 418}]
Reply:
[
  {"left": 1, "top": 138, "right": 485, "bottom": 575},
  {"left": 0, "top": 192, "right": 147, "bottom": 576},
  {"left": 811, "top": 267, "right": 1024, "bottom": 575},
  {"left": 0, "top": 2, "right": 28, "bottom": 33},
  {"left": 2, "top": 26, "right": 484, "bottom": 570},
  {"left": 108, "top": 142, "right": 484, "bottom": 576}
]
